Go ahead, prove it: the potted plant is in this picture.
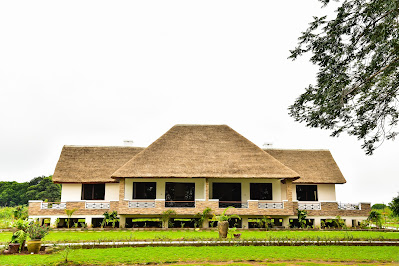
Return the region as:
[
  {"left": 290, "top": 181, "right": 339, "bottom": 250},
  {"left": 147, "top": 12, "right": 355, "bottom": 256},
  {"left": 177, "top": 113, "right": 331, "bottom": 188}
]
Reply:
[
  {"left": 213, "top": 207, "right": 241, "bottom": 239},
  {"left": 26, "top": 222, "right": 49, "bottom": 254},
  {"left": 3, "top": 230, "right": 26, "bottom": 254},
  {"left": 3, "top": 219, "right": 29, "bottom": 254}
]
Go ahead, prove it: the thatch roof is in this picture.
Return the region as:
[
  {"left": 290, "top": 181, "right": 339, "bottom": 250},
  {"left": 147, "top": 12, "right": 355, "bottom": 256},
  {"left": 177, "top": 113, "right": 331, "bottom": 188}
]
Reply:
[
  {"left": 111, "top": 125, "right": 300, "bottom": 179},
  {"left": 265, "top": 149, "right": 346, "bottom": 184},
  {"left": 52, "top": 146, "right": 144, "bottom": 183}
]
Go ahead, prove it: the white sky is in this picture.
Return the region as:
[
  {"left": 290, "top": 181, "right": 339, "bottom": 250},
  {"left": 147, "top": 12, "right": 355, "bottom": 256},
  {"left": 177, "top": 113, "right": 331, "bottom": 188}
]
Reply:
[{"left": 0, "top": 1, "right": 398, "bottom": 205}]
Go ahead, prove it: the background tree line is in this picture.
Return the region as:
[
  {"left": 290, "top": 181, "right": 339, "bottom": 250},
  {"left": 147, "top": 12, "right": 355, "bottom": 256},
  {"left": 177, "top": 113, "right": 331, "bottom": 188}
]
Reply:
[{"left": 0, "top": 176, "right": 61, "bottom": 206}]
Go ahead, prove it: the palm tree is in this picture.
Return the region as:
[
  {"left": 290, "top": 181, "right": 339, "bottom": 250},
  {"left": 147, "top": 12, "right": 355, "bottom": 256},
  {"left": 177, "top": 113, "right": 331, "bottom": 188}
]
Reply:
[{"left": 64, "top": 209, "right": 77, "bottom": 229}]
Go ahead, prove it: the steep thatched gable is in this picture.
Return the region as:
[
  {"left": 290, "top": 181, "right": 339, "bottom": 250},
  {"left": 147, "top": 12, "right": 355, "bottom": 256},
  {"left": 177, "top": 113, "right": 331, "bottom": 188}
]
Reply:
[
  {"left": 265, "top": 149, "right": 346, "bottom": 184},
  {"left": 111, "top": 125, "right": 299, "bottom": 179},
  {"left": 52, "top": 146, "right": 144, "bottom": 183}
]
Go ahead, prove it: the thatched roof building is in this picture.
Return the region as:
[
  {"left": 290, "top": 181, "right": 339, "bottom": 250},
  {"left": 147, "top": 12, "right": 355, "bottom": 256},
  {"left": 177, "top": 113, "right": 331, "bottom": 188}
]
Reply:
[
  {"left": 52, "top": 125, "right": 345, "bottom": 184},
  {"left": 112, "top": 125, "right": 299, "bottom": 179},
  {"left": 264, "top": 149, "right": 346, "bottom": 184}
]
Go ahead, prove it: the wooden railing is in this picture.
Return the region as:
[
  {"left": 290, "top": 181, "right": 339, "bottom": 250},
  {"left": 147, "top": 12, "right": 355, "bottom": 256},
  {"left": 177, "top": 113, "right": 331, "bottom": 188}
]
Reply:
[
  {"left": 165, "top": 201, "right": 196, "bottom": 208},
  {"left": 218, "top": 201, "right": 248, "bottom": 209}
]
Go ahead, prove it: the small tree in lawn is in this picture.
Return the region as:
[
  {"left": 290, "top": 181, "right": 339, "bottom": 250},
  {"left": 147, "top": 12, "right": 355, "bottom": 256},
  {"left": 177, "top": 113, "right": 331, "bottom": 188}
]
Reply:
[
  {"left": 65, "top": 209, "right": 76, "bottom": 229},
  {"left": 297, "top": 209, "right": 308, "bottom": 228}
]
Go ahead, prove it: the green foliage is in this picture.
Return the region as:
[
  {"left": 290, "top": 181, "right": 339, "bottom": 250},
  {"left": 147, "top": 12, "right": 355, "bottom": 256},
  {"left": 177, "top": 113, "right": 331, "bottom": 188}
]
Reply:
[
  {"left": 372, "top": 203, "right": 387, "bottom": 210},
  {"left": 256, "top": 216, "right": 272, "bottom": 229},
  {"left": 368, "top": 210, "right": 383, "bottom": 228},
  {"left": 0, "top": 176, "right": 61, "bottom": 206},
  {"left": 65, "top": 209, "right": 77, "bottom": 229},
  {"left": 297, "top": 209, "right": 308, "bottom": 228},
  {"left": 194, "top": 207, "right": 213, "bottom": 228},
  {"left": 289, "top": 0, "right": 399, "bottom": 154},
  {"left": 213, "top": 207, "right": 241, "bottom": 222},
  {"left": 10, "top": 218, "right": 29, "bottom": 251},
  {"left": 12, "top": 219, "right": 29, "bottom": 232},
  {"left": 388, "top": 193, "right": 399, "bottom": 216},
  {"left": 27, "top": 222, "right": 50, "bottom": 240},
  {"left": 103, "top": 211, "right": 119, "bottom": 228}
]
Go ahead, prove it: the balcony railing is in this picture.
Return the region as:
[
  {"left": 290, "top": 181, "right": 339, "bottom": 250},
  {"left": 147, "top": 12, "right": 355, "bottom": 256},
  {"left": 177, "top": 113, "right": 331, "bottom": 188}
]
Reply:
[
  {"left": 129, "top": 200, "right": 156, "bottom": 208},
  {"left": 41, "top": 202, "right": 66, "bottom": 209},
  {"left": 85, "top": 202, "right": 110, "bottom": 209},
  {"left": 258, "top": 202, "right": 284, "bottom": 209},
  {"left": 219, "top": 201, "right": 248, "bottom": 209},
  {"left": 298, "top": 202, "right": 321, "bottom": 210},
  {"left": 165, "top": 201, "right": 195, "bottom": 208},
  {"left": 338, "top": 203, "right": 361, "bottom": 210}
]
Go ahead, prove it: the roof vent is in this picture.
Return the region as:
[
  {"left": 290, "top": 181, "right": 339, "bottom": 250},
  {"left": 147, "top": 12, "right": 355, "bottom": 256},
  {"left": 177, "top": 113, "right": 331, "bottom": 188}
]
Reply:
[
  {"left": 263, "top": 142, "right": 273, "bottom": 148},
  {"left": 123, "top": 140, "right": 134, "bottom": 146}
]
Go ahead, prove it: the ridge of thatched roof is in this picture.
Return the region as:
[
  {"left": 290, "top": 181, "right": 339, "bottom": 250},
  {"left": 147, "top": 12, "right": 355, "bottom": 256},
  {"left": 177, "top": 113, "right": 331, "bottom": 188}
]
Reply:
[
  {"left": 264, "top": 149, "right": 346, "bottom": 184},
  {"left": 111, "top": 125, "right": 300, "bottom": 179},
  {"left": 52, "top": 146, "right": 145, "bottom": 183}
]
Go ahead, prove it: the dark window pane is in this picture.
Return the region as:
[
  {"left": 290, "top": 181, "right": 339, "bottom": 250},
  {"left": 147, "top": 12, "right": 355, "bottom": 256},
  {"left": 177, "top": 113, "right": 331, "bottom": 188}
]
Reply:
[
  {"left": 212, "top": 183, "right": 241, "bottom": 201},
  {"left": 296, "top": 185, "right": 318, "bottom": 201},
  {"left": 165, "top": 182, "right": 195, "bottom": 207},
  {"left": 82, "top": 184, "right": 93, "bottom": 200},
  {"left": 212, "top": 183, "right": 241, "bottom": 208},
  {"left": 93, "top": 184, "right": 105, "bottom": 200},
  {"left": 250, "top": 183, "right": 272, "bottom": 200},
  {"left": 133, "top": 182, "right": 157, "bottom": 199},
  {"left": 82, "top": 184, "right": 105, "bottom": 200}
]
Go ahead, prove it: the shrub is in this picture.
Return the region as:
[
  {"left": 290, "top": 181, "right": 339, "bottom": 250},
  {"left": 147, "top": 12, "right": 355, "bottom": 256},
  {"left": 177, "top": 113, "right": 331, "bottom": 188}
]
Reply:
[{"left": 27, "top": 222, "right": 50, "bottom": 240}]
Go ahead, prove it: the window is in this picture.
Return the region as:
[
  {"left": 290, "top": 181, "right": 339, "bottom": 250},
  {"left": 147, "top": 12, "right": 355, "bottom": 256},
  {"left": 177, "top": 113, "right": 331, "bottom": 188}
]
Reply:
[
  {"left": 296, "top": 185, "right": 318, "bottom": 201},
  {"left": 165, "top": 182, "right": 195, "bottom": 207},
  {"left": 212, "top": 183, "right": 242, "bottom": 208},
  {"left": 81, "top": 184, "right": 105, "bottom": 200},
  {"left": 250, "top": 183, "right": 272, "bottom": 200},
  {"left": 133, "top": 182, "right": 156, "bottom": 199}
]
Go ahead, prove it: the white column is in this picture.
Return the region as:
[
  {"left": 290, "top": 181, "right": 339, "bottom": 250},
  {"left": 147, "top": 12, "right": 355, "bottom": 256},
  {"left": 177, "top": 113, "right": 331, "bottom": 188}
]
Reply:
[
  {"left": 202, "top": 217, "right": 209, "bottom": 228},
  {"left": 50, "top": 217, "right": 58, "bottom": 228},
  {"left": 345, "top": 218, "right": 352, "bottom": 228},
  {"left": 241, "top": 217, "right": 249, "bottom": 229},
  {"left": 314, "top": 218, "right": 321, "bottom": 228},
  {"left": 282, "top": 217, "right": 290, "bottom": 228},
  {"left": 119, "top": 215, "right": 126, "bottom": 228},
  {"left": 85, "top": 216, "right": 93, "bottom": 228}
]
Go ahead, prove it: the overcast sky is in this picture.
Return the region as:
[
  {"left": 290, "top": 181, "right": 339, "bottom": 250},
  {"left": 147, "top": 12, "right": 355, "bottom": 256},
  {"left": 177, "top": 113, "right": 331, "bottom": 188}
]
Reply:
[{"left": 0, "top": 1, "right": 398, "bottom": 205}]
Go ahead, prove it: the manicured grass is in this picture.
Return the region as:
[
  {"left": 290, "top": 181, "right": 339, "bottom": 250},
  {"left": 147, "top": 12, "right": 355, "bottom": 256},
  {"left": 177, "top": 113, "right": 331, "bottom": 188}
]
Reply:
[
  {"left": 1, "top": 229, "right": 399, "bottom": 244},
  {"left": 1, "top": 246, "right": 398, "bottom": 265}
]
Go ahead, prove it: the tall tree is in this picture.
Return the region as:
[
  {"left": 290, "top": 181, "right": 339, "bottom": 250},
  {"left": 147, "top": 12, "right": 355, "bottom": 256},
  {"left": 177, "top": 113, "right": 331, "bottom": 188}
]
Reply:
[
  {"left": 289, "top": 0, "right": 399, "bottom": 154},
  {"left": 389, "top": 193, "right": 399, "bottom": 216},
  {"left": 0, "top": 176, "right": 61, "bottom": 206}
]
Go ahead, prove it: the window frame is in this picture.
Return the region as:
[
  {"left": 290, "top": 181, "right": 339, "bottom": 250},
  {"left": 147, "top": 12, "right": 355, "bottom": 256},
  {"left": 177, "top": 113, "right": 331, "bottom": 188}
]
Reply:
[
  {"left": 296, "top": 184, "right": 318, "bottom": 201},
  {"left": 133, "top": 182, "right": 157, "bottom": 200},
  {"left": 250, "top": 183, "right": 273, "bottom": 200},
  {"left": 81, "top": 183, "right": 105, "bottom": 200}
]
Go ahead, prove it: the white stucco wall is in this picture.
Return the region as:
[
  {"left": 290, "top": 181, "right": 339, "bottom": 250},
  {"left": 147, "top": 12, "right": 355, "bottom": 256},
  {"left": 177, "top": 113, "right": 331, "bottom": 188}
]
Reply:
[
  {"left": 60, "top": 183, "right": 120, "bottom": 201},
  {"left": 105, "top": 183, "right": 119, "bottom": 201},
  {"left": 292, "top": 184, "right": 336, "bottom": 202},
  {"left": 124, "top": 178, "right": 205, "bottom": 200},
  {"left": 61, "top": 184, "right": 82, "bottom": 202},
  {"left": 209, "top": 178, "right": 282, "bottom": 202}
]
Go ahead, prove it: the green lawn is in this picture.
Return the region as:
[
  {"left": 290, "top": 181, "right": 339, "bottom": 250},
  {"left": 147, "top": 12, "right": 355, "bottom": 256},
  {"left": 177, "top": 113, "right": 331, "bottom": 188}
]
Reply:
[
  {"left": 1, "top": 246, "right": 398, "bottom": 265},
  {"left": 1, "top": 229, "right": 399, "bottom": 245}
]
